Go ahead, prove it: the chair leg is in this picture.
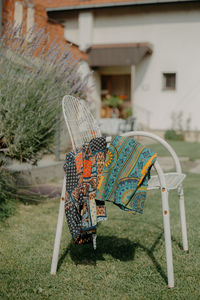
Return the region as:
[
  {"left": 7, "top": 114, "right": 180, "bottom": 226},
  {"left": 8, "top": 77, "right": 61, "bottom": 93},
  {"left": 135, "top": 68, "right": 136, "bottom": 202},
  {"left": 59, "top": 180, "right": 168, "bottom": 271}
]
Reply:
[
  {"left": 178, "top": 186, "right": 188, "bottom": 251},
  {"left": 50, "top": 176, "right": 66, "bottom": 275},
  {"left": 161, "top": 187, "right": 174, "bottom": 288},
  {"left": 154, "top": 161, "right": 174, "bottom": 288}
]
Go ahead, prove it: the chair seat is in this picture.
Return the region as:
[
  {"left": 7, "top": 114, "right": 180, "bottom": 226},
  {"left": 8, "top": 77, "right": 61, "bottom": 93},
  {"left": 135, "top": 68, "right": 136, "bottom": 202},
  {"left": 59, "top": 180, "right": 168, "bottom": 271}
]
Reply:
[{"left": 148, "top": 172, "right": 186, "bottom": 190}]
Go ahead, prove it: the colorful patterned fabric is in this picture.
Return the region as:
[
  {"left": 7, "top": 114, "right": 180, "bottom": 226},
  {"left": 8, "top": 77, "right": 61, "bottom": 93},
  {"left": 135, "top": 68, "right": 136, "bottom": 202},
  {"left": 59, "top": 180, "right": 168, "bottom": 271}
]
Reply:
[
  {"left": 96, "top": 136, "right": 157, "bottom": 214},
  {"left": 64, "top": 137, "right": 107, "bottom": 244}
]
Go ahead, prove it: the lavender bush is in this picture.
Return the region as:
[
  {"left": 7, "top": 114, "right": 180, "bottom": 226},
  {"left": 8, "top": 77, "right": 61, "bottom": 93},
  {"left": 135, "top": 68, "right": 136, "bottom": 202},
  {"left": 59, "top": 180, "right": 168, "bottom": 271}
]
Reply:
[
  {"left": 0, "top": 24, "right": 89, "bottom": 164},
  {"left": 0, "top": 163, "right": 16, "bottom": 221}
]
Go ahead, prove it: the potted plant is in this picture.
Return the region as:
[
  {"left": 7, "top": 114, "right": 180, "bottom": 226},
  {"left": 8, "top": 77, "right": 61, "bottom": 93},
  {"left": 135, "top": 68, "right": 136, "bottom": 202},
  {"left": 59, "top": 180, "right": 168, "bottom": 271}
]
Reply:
[{"left": 102, "top": 95, "right": 123, "bottom": 118}]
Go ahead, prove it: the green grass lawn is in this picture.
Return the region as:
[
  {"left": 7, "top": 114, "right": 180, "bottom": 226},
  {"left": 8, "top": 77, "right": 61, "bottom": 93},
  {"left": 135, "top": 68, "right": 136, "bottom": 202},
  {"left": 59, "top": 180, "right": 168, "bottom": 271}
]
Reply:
[
  {"left": 0, "top": 173, "right": 200, "bottom": 300},
  {"left": 148, "top": 140, "right": 200, "bottom": 161}
]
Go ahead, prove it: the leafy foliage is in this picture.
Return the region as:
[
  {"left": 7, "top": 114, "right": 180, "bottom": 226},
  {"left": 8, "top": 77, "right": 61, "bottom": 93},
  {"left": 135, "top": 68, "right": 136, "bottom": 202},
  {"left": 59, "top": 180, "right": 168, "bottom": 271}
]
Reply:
[
  {"left": 0, "top": 24, "right": 89, "bottom": 164},
  {"left": 0, "top": 161, "right": 17, "bottom": 221},
  {"left": 164, "top": 129, "right": 184, "bottom": 141},
  {"left": 103, "top": 95, "right": 122, "bottom": 108}
]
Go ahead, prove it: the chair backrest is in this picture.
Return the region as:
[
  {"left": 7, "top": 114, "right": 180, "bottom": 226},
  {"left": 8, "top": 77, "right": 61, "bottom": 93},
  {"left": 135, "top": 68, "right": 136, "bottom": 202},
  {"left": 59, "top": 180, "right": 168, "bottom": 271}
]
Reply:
[{"left": 62, "top": 95, "right": 102, "bottom": 152}]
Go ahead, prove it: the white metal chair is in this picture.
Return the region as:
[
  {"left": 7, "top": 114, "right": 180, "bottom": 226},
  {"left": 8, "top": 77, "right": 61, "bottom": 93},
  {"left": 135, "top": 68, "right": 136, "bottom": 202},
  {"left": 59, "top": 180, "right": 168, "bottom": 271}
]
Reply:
[{"left": 50, "top": 95, "right": 188, "bottom": 288}]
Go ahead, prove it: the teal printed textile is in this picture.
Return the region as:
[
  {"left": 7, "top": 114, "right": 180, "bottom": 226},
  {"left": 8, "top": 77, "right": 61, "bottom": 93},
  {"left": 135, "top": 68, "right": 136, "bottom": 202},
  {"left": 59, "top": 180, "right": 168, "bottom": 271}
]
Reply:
[{"left": 95, "top": 136, "right": 157, "bottom": 214}]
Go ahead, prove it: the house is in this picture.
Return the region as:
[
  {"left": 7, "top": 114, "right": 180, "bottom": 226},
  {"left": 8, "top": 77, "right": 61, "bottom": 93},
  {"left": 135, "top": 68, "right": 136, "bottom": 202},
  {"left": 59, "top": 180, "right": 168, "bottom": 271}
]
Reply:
[{"left": 2, "top": 0, "right": 200, "bottom": 140}]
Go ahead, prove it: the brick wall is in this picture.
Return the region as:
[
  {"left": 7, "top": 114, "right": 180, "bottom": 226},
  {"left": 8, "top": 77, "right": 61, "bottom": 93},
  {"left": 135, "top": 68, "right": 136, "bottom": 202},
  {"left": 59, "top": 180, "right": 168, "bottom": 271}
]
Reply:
[
  {"left": 33, "top": 0, "right": 149, "bottom": 9},
  {"left": 2, "top": 0, "right": 86, "bottom": 60},
  {"left": 2, "top": 0, "right": 15, "bottom": 27}
]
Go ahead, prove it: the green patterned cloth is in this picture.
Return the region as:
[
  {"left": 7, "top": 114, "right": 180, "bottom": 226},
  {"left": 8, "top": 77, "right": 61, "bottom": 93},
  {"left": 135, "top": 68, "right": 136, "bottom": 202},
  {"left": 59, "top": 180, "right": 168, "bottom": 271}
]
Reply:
[{"left": 95, "top": 136, "right": 157, "bottom": 214}]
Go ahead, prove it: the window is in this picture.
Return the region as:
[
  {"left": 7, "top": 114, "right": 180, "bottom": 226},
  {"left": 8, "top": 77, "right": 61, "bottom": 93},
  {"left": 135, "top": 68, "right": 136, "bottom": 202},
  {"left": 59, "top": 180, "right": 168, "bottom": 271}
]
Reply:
[{"left": 162, "top": 73, "right": 176, "bottom": 90}]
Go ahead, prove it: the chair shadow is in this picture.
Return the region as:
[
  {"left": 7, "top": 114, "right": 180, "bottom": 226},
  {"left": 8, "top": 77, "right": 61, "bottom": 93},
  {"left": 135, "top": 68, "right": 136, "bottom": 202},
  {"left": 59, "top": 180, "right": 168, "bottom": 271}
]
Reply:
[
  {"left": 57, "top": 232, "right": 168, "bottom": 284},
  {"left": 151, "top": 224, "right": 185, "bottom": 251},
  {"left": 171, "top": 236, "right": 185, "bottom": 251}
]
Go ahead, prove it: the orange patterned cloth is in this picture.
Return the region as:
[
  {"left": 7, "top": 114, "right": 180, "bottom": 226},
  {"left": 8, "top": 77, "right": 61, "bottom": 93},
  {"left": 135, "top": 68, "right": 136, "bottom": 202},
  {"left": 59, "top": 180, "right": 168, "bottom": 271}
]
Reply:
[
  {"left": 64, "top": 137, "right": 107, "bottom": 245},
  {"left": 75, "top": 152, "right": 83, "bottom": 174},
  {"left": 83, "top": 158, "right": 92, "bottom": 178}
]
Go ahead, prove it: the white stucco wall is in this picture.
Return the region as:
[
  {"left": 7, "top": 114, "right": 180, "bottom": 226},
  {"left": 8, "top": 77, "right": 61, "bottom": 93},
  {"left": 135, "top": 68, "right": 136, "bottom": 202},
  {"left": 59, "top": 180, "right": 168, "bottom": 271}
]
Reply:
[
  {"left": 14, "top": 1, "right": 23, "bottom": 36},
  {"left": 64, "top": 15, "right": 79, "bottom": 45},
  {"left": 64, "top": 5, "right": 200, "bottom": 130},
  {"left": 78, "top": 61, "right": 101, "bottom": 118},
  {"left": 78, "top": 12, "right": 93, "bottom": 51},
  {"left": 26, "top": 6, "right": 35, "bottom": 42}
]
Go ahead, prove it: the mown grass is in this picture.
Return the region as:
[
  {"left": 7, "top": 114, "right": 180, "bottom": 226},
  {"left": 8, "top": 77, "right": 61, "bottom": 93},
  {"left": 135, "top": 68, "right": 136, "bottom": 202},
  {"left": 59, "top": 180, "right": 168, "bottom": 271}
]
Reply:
[
  {"left": 149, "top": 140, "right": 200, "bottom": 161},
  {"left": 0, "top": 173, "right": 200, "bottom": 300}
]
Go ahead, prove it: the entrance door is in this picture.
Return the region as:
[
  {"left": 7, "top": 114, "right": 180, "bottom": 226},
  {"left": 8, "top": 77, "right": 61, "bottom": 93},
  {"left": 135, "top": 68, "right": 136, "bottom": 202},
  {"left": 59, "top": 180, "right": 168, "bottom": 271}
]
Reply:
[
  {"left": 101, "top": 74, "right": 131, "bottom": 118},
  {"left": 101, "top": 74, "right": 130, "bottom": 99}
]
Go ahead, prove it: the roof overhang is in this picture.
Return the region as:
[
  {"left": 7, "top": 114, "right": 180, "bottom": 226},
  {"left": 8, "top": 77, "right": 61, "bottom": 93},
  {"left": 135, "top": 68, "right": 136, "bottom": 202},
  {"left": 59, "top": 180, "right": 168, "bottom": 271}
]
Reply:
[
  {"left": 46, "top": 1, "right": 196, "bottom": 12},
  {"left": 87, "top": 43, "right": 153, "bottom": 67}
]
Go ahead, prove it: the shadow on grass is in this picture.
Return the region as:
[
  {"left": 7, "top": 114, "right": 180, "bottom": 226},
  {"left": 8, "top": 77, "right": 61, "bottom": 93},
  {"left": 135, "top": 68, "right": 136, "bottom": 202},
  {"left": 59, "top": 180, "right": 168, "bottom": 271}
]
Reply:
[
  {"left": 171, "top": 236, "right": 184, "bottom": 251},
  {"left": 57, "top": 232, "right": 168, "bottom": 284}
]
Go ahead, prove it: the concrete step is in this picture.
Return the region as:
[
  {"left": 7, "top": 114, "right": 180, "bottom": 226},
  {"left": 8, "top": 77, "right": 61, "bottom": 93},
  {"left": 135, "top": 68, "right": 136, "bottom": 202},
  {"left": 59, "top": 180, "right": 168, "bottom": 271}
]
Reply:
[
  {"left": 17, "top": 183, "right": 62, "bottom": 200},
  {"left": 6, "top": 155, "right": 65, "bottom": 185}
]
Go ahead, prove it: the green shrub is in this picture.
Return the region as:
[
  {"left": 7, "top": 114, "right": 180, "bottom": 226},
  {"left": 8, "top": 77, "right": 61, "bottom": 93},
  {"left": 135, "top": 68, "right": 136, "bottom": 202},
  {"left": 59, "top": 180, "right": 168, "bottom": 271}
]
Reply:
[
  {"left": 0, "top": 24, "right": 88, "bottom": 164},
  {"left": 164, "top": 129, "right": 184, "bottom": 141},
  {"left": 0, "top": 164, "right": 17, "bottom": 221},
  {"left": 164, "top": 129, "right": 178, "bottom": 140}
]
